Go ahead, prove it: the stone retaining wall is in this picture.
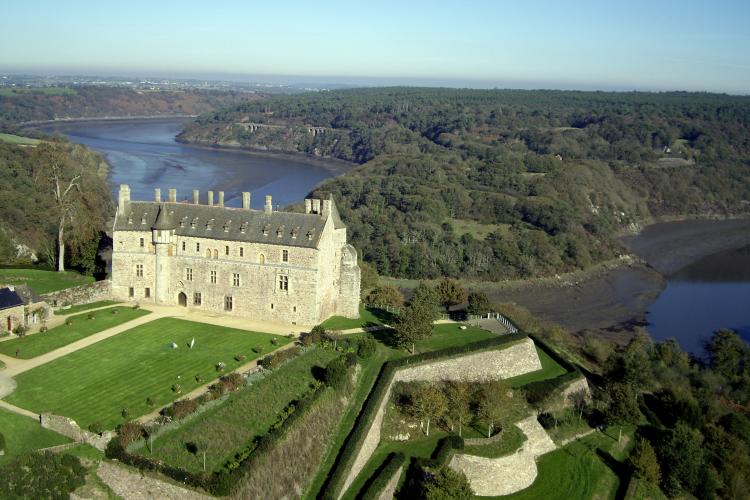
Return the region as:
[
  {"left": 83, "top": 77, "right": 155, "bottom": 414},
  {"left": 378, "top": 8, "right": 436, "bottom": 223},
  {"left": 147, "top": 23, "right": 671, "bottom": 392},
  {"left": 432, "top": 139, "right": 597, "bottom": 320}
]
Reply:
[
  {"left": 339, "top": 338, "right": 542, "bottom": 497},
  {"left": 40, "top": 413, "right": 114, "bottom": 451},
  {"left": 377, "top": 465, "right": 403, "bottom": 500},
  {"left": 41, "top": 280, "right": 112, "bottom": 308}
]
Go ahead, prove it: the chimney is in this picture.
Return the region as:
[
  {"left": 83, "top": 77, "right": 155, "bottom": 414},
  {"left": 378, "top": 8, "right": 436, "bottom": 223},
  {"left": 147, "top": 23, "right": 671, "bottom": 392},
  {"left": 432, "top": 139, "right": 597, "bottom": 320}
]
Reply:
[
  {"left": 218, "top": 191, "right": 224, "bottom": 208},
  {"left": 264, "top": 195, "right": 273, "bottom": 214},
  {"left": 154, "top": 188, "right": 161, "bottom": 202},
  {"left": 312, "top": 199, "right": 321, "bottom": 215},
  {"left": 242, "top": 192, "right": 251, "bottom": 210},
  {"left": 208, "top": 191, "right": 214, "bottom": 207},
  {"left": 193, "top": 189, "right": 199, "bottom": 204},
  {"left": 304, "top": 199, "right": 312, "bottom": 214},
  {"left": 118, "top": 184, "right": 130, "bottom": 212},
  {"left": 168, "top": 188, "right": 176, "bottom": 203},
  {"left": 322, "top": 198, "right": 332, "bottom": 218}
]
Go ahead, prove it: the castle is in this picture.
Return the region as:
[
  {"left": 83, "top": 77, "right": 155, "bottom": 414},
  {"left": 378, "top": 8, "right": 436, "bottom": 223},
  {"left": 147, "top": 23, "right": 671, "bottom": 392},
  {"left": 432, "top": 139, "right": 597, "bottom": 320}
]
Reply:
[{"left": 111, "top": 185, "right": 360, "bottom": 325}]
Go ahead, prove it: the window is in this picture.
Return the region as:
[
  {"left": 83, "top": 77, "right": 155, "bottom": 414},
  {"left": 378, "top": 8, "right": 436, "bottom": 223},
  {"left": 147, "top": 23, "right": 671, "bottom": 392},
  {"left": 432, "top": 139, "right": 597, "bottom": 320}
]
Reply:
[
  {"left": 259, "top": 254, "right": 266, "bottom": 264},
  {"left": 210, "top": 270, "right": 217, "bottom": 284},
  {"left": 144, "top": 287, "right": 151, "bottom": 298},
  {"left": 225, "top": 245, "right": 230, "bottom": 256},
  {"left": 196, "top": 242, "right": 200, "bottom": 252},
  {"left": 293, "top": 306, "right": 297, "bottom": 312},
  {"left": 186, "top": 268, "right": 193, "bottom": 281},
  {"left": 194, "top": 292, "right": 202, "bottom": 305},
  {"left": 128, "top": 287, "right": 134, "bottom": 298},
  {"left": 271, "top": 303, "right": 274, "bottom": 310},
  {"left": 279, "top": 275, "right": 289, "bottom": 291},
  {"left": 239, "top": 247, "right": 244, "bottom": 257},
  {"left": 282, "top": 249, "right": 289, "bottom": 262},
  {"left": 182, "top": 241, "right": 186, "bottom": 251},
  {"left": 232, "top": 273, "right": 240, "bottom": 287},
  {"left": 224, "top": 296, "right": 233, "bottom": 311},
  {"left": 135, "top": 264, "right": 143, "bottom": 277},
  {"left": 139, "top": 237, "right": 144, "bottom": 247}
]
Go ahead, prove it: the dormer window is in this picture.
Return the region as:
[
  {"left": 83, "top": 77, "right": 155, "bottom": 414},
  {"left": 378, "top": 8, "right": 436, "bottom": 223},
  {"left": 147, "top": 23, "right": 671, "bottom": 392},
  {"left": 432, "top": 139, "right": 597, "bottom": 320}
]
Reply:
[
  {"left": 127, "top": 216, "right": 133, "bottom": 225},
  {"left": 306, "top": 230, "right": 314, "bottom": 240},
  {"left": 262, "top": 224, "right": 270, "bottom": 236},
  {"left": 240, "top": 222, "right": 247, "bottom": 234},
  {"left": 191, "top": 217, "right": 198, "bottom": 229},
  {"left": 206, "top": 219, "right": 214, "bottom": 231},
  {"left": 223, "top": 220, "right": 231, "bottom": 232},
  {"left": 180, "top": 217, "right": 187, "bottom": 228},
  {"left": 277, "top": 225, "right": 285, "bottom": 238},
  {"left": 291, "top": 227, "right": 299, "bottom": 239},
  {"left": 141, "top": 216, "right": 146, "bottom": 225}
]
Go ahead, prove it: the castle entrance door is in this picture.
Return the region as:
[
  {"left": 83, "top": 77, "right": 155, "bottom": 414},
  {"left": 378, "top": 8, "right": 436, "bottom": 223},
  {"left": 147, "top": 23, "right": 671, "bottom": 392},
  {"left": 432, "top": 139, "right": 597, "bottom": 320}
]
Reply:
[{"left": 177, "top": 292, "right": 187, "bottom": 307}]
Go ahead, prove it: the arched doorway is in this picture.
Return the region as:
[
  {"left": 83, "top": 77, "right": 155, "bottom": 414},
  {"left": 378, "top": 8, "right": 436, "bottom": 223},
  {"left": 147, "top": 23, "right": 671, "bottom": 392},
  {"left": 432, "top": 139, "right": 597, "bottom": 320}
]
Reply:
[{"left": 177, "top": 292, "right": 187, "bottom": 307}]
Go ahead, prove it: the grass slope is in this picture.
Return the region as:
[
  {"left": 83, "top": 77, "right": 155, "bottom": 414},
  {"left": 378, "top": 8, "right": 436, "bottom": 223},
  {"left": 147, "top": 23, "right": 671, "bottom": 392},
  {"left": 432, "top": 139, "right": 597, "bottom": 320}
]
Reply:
[
  {"left": 6, "top": 318, "right": 289, "bottom": 429},
  {"left": 0, "top": 268, "right": 94, "bottom": 294},
  {"left": 505, "top": 346, "right": 569, "bottom": 388},
  {"left": 54, "top": 301, "right": 119, "bottom": 315},
  {"left": 321, "top": 305, "right": 395, "bottom": 331},
  {"left": 145, "top": 347, "right": 339, "bottom": 473},
  {"left": 0, "top": 408, "right": 71, "bottom": 465},
  {"left": 0, "top": 306, "right": 150, "bottom": 359},
  {"left": 414, "top": 323, "right": 497, "bottom": 352},
  {"left": 0, "top": 133, "right": 41, "bottom": 145}
]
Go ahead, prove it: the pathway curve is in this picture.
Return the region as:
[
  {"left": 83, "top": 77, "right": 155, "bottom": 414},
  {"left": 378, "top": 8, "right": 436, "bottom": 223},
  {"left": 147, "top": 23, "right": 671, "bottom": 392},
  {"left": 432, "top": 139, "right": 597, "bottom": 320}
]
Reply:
[{"left": 450, "top": 415, "right": 556, "bottom": 497}]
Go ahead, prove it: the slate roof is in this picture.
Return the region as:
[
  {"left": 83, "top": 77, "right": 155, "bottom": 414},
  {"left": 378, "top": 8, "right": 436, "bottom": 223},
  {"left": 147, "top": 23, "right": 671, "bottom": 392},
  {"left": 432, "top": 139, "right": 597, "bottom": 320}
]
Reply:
[
  {"left": 0, "top": 287, "right": 24, "bottom": 311},
  {"left": 115, "top": 201, "right": 332, "bottom": 249}
]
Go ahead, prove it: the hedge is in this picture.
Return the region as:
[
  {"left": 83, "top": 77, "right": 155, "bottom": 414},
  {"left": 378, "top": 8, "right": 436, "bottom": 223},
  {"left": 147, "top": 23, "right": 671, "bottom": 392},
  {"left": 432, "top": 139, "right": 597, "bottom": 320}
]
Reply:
[
  {"left": 320, "top": 332, "right": 527, "bottom": 498},
  {"left": 357, "top": 452, "right": 406, "bottom": 499}
]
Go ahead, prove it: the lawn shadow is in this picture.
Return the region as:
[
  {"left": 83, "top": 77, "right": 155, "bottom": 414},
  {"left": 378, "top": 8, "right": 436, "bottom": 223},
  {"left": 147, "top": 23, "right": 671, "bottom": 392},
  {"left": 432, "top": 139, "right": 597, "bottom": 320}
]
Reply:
[
  {"left": 369, "top": 307, "right": 398, "bottom": 325},
  {"left": 370, "top": 328, "right": 399, "bottom": 349},
  {"left": 595, "top": 448, "right": 632, "bottom": 500}
]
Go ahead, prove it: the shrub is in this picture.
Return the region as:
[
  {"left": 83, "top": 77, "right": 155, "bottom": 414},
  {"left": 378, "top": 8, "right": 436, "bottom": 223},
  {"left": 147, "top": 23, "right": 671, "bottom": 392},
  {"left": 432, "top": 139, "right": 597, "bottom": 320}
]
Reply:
[
  {"left": 0, "top": 452, "right": 86, "bottom": 499},
  {"left": 39, "top": 325, "right": 48, "bottom": 333},
  {"left": 216, "top": 362, "right": 226, "bottom": 372},
  {"left": 132, "top": 304, "right": 140, "bottom": 310},
  {"left": 209, "top": 384, "right": 226, "bottom": 399},
  {"left": 195, "top": 374, "right": 203, "bottom": 383},
  {"left": 538, "top": 412, "right": 556, "bottom": 429},
  {"left": 64, "top": 319, "right": 73, "bottom": 326},
  {"left": 219, "top": 373, "right": 245, "bottom": 392},
  {"left": 12, "top": 325, "right": 28, "bottom": 336},
  {"left": 121, "top": 408, "right": 130, "bottom": 419},
  {"left": 234, "top": 354, "right": 246, "bottom": 362},
  {"left": 87, "top": 313, "right": 95, "bottom": 320},
  {"left": 146, "top": 397, "right": 156, "bottom": 407},
  {"left": 88, "top": 422, "right": 103, "bottom": 435},
  {"left": 111, "top": 308, "right": 119, "bottom": 315},
  {"left": 356, "top": 337, "right": 377, "bottom": 358},
  {"left": 163, "top": 399, "right": 200, "bottom": 420},
  {"left": 259, "top": 346, "right": 300, "bottom": 370},
  {"left": 323, "top": 355, "right": 356, "bottom": 390},
  {"left": 172, "top": 384, "right": 182, "bottom": 394},
  {"left": 251, "top": 346, "right": 263, "bottom": 354},
  {"left": 300, "top": 325, "right": 327, "bottom": 346},
  {"left": 270, "top": 337, "right": 279, "bottom": 346},
  {"left": 116, "top": 422, "right": 144, "bottom": 447}
]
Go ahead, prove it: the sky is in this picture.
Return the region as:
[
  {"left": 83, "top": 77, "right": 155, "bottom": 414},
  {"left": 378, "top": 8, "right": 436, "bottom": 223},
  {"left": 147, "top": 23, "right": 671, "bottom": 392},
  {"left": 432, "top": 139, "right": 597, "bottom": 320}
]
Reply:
[{"left": 2, "top": 0, "right": 749, "bottom": 93}]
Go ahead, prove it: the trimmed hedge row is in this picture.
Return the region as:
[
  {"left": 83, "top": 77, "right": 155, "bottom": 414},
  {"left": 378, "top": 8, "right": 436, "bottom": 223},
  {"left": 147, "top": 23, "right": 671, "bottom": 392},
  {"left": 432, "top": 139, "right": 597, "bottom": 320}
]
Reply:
[
  {"left": 357, "top": 452, "right": 406, "bottom": 499},
  {"left": 108, "top": 355, "right": 356, "bottom": 497},
  {"left": 321, "top": 332, "right": 527, "bottom": 498}
]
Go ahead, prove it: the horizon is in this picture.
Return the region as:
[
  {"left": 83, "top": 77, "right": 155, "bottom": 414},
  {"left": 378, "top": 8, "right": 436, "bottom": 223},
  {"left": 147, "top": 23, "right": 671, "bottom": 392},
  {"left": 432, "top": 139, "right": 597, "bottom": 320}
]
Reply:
[{"left": 2, "top": 0, "right": 749, "bottom": 94}]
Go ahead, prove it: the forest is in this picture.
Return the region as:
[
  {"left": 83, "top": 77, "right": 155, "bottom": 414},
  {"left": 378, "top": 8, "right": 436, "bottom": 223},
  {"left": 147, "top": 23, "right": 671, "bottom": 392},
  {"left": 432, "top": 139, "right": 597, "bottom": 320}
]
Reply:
[{"left": 180, "top": 88, "right": 750, "bottom": 280}]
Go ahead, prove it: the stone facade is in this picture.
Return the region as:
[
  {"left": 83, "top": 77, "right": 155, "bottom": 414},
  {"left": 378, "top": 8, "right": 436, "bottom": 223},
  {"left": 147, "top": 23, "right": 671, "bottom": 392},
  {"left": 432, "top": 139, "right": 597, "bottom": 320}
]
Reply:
[
  {"left": 110, "top": 185, "right": 360, "bottom": 325},
  {"left": 42, "top": 280, "right": 112, "bottom": 308}
]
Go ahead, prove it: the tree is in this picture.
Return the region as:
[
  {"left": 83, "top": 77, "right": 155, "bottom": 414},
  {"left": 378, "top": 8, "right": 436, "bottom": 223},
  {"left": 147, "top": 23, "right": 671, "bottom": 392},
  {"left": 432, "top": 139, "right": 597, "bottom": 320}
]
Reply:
[
  {"left": 658, "top": 422, "right": 705, "bottom": 496},
  {"left": 477, "top": 380, "right": 513, "bottom": 437},
  {"left": 359, "top": 259, "right": 379, "bottom": 293},
  {"left": 422, "top": 466, "right": 473, "bottom": 500},
  {"left": 435, "top": 278, "right": 467, "bottom": 313},
  {"left": 629, "top": 438, "right": 661, "bottom": 486},
  {"left": 466, "top": 291, "right": 491, "bottom": 317},
  {"left": 365, "top": 285, "right": 405, "bottom": 308},
  {"left": 393, "top": 303, "right": 434, "bottom": 353},
  {"left": 601, "top": 382, "right": 641, "bottom": 428},
  {"left": 568, "top": 388, "right": 589, "bottom": 422},
  {"left": 444, "top": 381, "right": 472, "bottom": 437},
  {"left": 705, "top": 329, "right": 745, "bottom": 380},
  {"left": 606, "top": 332, "right": 653, "bottom": 392},
  {"left": 410, "top": 283, "right": 440, "bottom": 318},
  {"left": 411, "top": 384, "right": 448, "bottom": 437}
]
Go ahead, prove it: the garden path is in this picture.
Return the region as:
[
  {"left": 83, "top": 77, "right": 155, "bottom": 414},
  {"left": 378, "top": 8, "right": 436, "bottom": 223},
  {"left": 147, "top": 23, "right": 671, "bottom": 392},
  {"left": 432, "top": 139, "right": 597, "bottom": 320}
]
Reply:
[{"left": 449, "top": 415, "right": 556, "bottom": 496}]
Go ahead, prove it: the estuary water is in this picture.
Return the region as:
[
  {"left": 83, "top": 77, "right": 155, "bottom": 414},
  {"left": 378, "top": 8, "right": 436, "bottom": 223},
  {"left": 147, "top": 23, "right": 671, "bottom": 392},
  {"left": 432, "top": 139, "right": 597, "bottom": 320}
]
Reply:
[
  {"left": 646, "top": 244, "right": 750, "bottom": 355},
  {"left": 38, "top": 118, "right": 337, "bottom": 209}
]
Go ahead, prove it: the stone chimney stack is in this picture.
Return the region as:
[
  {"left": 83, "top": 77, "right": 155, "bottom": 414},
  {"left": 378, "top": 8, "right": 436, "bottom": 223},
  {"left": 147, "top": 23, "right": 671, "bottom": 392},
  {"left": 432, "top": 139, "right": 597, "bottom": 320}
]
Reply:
[
  {"left": 118, "top": 184, "right": 130, "bottom": 213},
  {"left": 168, "top": 189, "right": 176, "bottom": 203},
  {"left": 193, "top": 190, "right": 200, "bottom": 204},
  {"left": 304, "top": 199, "right": 312, "bottom": 214},
  {"left": 312, "top": 199, "right": 321, "bottom": 215},
  {"left": 242, "top": 192, "right": 251, "bottom": 210},
  {"left": 218, "top": 191, "right": 224, "bottom": 208},
  {"left": 264, "top": 195, "right": 273, "bottom": 214},
  {"left": 322, "top": 199, "right": 332, "bottom": 218},
  {"left": 208, "top": 191, "right": 214, "bottom": 207},
  {"left": 154, "top": 188, "right": 161, "bottom": 202}
]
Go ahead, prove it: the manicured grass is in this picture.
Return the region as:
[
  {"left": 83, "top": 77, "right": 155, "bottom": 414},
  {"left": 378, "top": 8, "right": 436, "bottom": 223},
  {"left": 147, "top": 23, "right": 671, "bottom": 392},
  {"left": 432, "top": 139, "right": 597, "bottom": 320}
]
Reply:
[
  {"left": 414, "top": 323, "right": 497, "bottom": 352},
  {"left": 54, "top": 300, "right": 119, "bottom": 315},
  {"left": 505, "top": 346, "right": 569, "bottom": 388},
  {"left": 0, "top": 306, "right": 150, "bottom": 359},
  {"left": 144, "top": 347, "right": 339, "bottom": 473},
  {"left": 0, "top": 408, "right": 71, "bottom": 464},
  {"left": 463, "top": 424, "right": 527, "bottom": 458},
  {"left": 63, "top": 443, "right": 105, "bottom": 462},
  {"left": 6, "top": 318, "right": 289, "bottom": 429},
  {"left": 0, "top": 268, "right": 94, "bottom": 294},
  {"left": 321, "top": 305, "right": 395, "bottom": 331},
  {"left": 0, "top": 133, "right": 41, "bottom": 145}
]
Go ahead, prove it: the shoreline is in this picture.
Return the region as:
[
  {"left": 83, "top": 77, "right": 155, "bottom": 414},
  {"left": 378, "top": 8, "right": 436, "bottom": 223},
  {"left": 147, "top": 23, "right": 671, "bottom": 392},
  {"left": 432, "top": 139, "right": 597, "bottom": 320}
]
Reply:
[{"left": 21, "top": 115, "right": 198, "bottom": 127}]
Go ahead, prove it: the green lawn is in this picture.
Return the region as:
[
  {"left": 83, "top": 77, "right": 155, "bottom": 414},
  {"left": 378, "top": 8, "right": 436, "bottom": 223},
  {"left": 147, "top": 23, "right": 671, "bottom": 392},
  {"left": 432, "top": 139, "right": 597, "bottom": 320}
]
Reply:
[
  {"left": 144, "top": 347, "right": 339, "bottom": 473},
  {"left": 0, "top": 306, "right": 150, "bottom": 359},
  {"left": 0, "top": 268, "right": 94, "bottom": 294},
  {"left": 6, "top": 318, "right": 289, "bottom": 429},
  {"left": 54, "top": 300, "right": 119, "bottom": 315},
  {"left": 414, "top": 323, "right": 497, "bottom": 352},
  {"left": 0, "top": 408, "right": 71, "bottom": 465},
  {"left": 321, "top": 305, "right": 395, "bottom": 331},
  {"left": 463, "top": 425, "right": 527, "bottom": 458},
  {"left": 505, "top": 346, "right": 569, "bottom": 388},
  {"left": 0, "top": 133, "right": 41, "bottom": 145}
]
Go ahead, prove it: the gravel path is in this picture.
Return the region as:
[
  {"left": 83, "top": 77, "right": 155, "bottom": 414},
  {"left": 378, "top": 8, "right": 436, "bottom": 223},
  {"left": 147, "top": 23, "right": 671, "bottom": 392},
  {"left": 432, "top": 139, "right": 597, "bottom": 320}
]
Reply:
[{"left": 0, "top": 373, "right": 16, "bottom": 398}]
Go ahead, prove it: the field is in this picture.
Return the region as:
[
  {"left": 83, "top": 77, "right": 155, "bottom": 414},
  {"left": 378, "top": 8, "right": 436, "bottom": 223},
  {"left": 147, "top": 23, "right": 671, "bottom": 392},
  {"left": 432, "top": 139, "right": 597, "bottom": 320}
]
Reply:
[
  {"left": 0, "top": 306, "right": 150, "bottom": 359},
  {"left": 54, "top": 300, "right": 119, "bottom": 315},
  {"left": 0, "top": 133, "right": 41, "bottom": 145},
  {"left": 144, "top": 347, "right": 340, "bottom": 473},
  {"left": 0, "top": 408, "right": 71, "bottom": 465},
  {"left": 6, "top": 318, "right": 289, "bottom": 429},
  {"left": 0, "top": 268, "right": 94, "bottom": 294},
  {"left": 321, "top": 305, "right": 395, "bottom": 330}
]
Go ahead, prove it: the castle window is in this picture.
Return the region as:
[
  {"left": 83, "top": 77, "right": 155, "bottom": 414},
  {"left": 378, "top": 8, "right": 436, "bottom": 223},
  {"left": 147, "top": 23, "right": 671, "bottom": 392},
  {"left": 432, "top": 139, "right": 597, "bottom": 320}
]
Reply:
[
  {"left": 145, "top": 287, "right": 151, "bottom": 298},
  {"left": 186, "top": 268, "right": 193, "bottom": 281},
  {"left": 279, "top": 275, "right": 289, "bottom": 291},
  {"left": 271, "top": 303, "right": 274, "bottom": 310},
  {"left": 194, "top": 292, "right": 202, "bottom": 305},
  {"left": 181, "top": 241, "right": 186, "bottom": 251},
  {"left": 282, "top": 250, "right": 289, "bottom": 262},
  {"left": 306, "top": 231, "right": 314, "bottom": 240},
  {"left": 293, "top": 306, "right": 297, "bottom": 312},
  {"left": 232, "top": 273, "right": 240, "bottom": 287},
  {"left": 225, "top": 245, "right": 229, "bottom": 256},
  {"left": 291, "top": 227, "right": 299, "bottom": 239},
  {"left": 240, "top": 222, "right": 247, "bottom": 234},
  {"left": 127, "top": 216, "right": 133, "bottom": 224},
  {"left": 206, "top": 249, "right": 211, "bottom": 258},
  {"left": 196, "top": 242, "right": 200, "bottom": 252},
  {"left": 239, "top": 247, "right": 244, "bottom": 257},
  {"left": 224, "top": 296, "right": 233, "bottom": 311},
  {"left": 139, "top": 238, "right": 144, "bottom": 247},
  {"left": 223, "top": 220, "right": 231, "bottom": 232},
  {"left": 128, "top": 287, "right": 134, "bottom": 298},
  {"left": 141, "top": 217, "right": 146, "bottom": 225},
  {"left": 210, "top": 270, "right": 217, "bottom": 284},
  {"left": 191, "top": 218, "right": 198, "bottom": 229},
  {"left": 180, "top": 217, "right": 187, "bottom": 228},
  {"left": 258, "top": 254, "right": 266, "bottom": 264},
  {"left": 135, "top": 264, "right": 143, "bottom": 277},
  {"left": 213, "top": 249, "right": 219, "bottom": 259},
  {"left": 262, "top": 224, "right": 269, "bottom": 236}
]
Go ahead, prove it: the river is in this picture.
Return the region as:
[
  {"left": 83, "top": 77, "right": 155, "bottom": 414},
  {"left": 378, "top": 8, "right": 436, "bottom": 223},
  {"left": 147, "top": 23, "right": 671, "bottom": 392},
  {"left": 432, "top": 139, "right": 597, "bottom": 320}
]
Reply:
[{"left": 38, "top": 118, "right": 338, "bottom": 209}]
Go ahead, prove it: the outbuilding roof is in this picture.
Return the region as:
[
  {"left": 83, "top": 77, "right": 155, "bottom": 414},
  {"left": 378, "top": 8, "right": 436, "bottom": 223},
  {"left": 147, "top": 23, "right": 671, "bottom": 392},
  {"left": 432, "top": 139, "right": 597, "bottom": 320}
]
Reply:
[{"left": 0, "top": 287, "right": 24, "bottom": 311}]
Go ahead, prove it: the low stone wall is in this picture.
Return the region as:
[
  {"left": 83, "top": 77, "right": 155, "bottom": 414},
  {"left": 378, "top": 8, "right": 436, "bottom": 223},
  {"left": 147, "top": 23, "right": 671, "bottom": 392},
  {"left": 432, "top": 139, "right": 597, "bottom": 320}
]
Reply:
[
  {"left": 377, "top": 465, "right": 403, "bottom": 500},
  {"left": 40, "top": 413, "right": 114, "bottom": 451},
  {"left": 42, "top": 280, "right": 112, "bottom": 308},
  {"left": 339, "top": 338, "right": 542, "bottom": 497}
]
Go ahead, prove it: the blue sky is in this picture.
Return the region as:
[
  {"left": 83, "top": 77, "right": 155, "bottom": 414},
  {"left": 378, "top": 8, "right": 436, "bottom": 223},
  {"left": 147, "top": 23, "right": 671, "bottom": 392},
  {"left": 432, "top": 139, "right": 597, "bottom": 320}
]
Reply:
[{"left": 2, "top": 0, "right": 749, "bottom": 93}]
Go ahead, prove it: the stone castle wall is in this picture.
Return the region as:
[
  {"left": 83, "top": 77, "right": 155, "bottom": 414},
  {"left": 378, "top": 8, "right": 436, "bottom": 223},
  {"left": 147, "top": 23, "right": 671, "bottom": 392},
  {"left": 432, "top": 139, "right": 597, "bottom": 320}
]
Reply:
[
  {"left": 41, "top": 280, "right": 112, "bottom": 308},
  {"left": 40, "top": 413, "right": 114, "bottom": 451}
]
